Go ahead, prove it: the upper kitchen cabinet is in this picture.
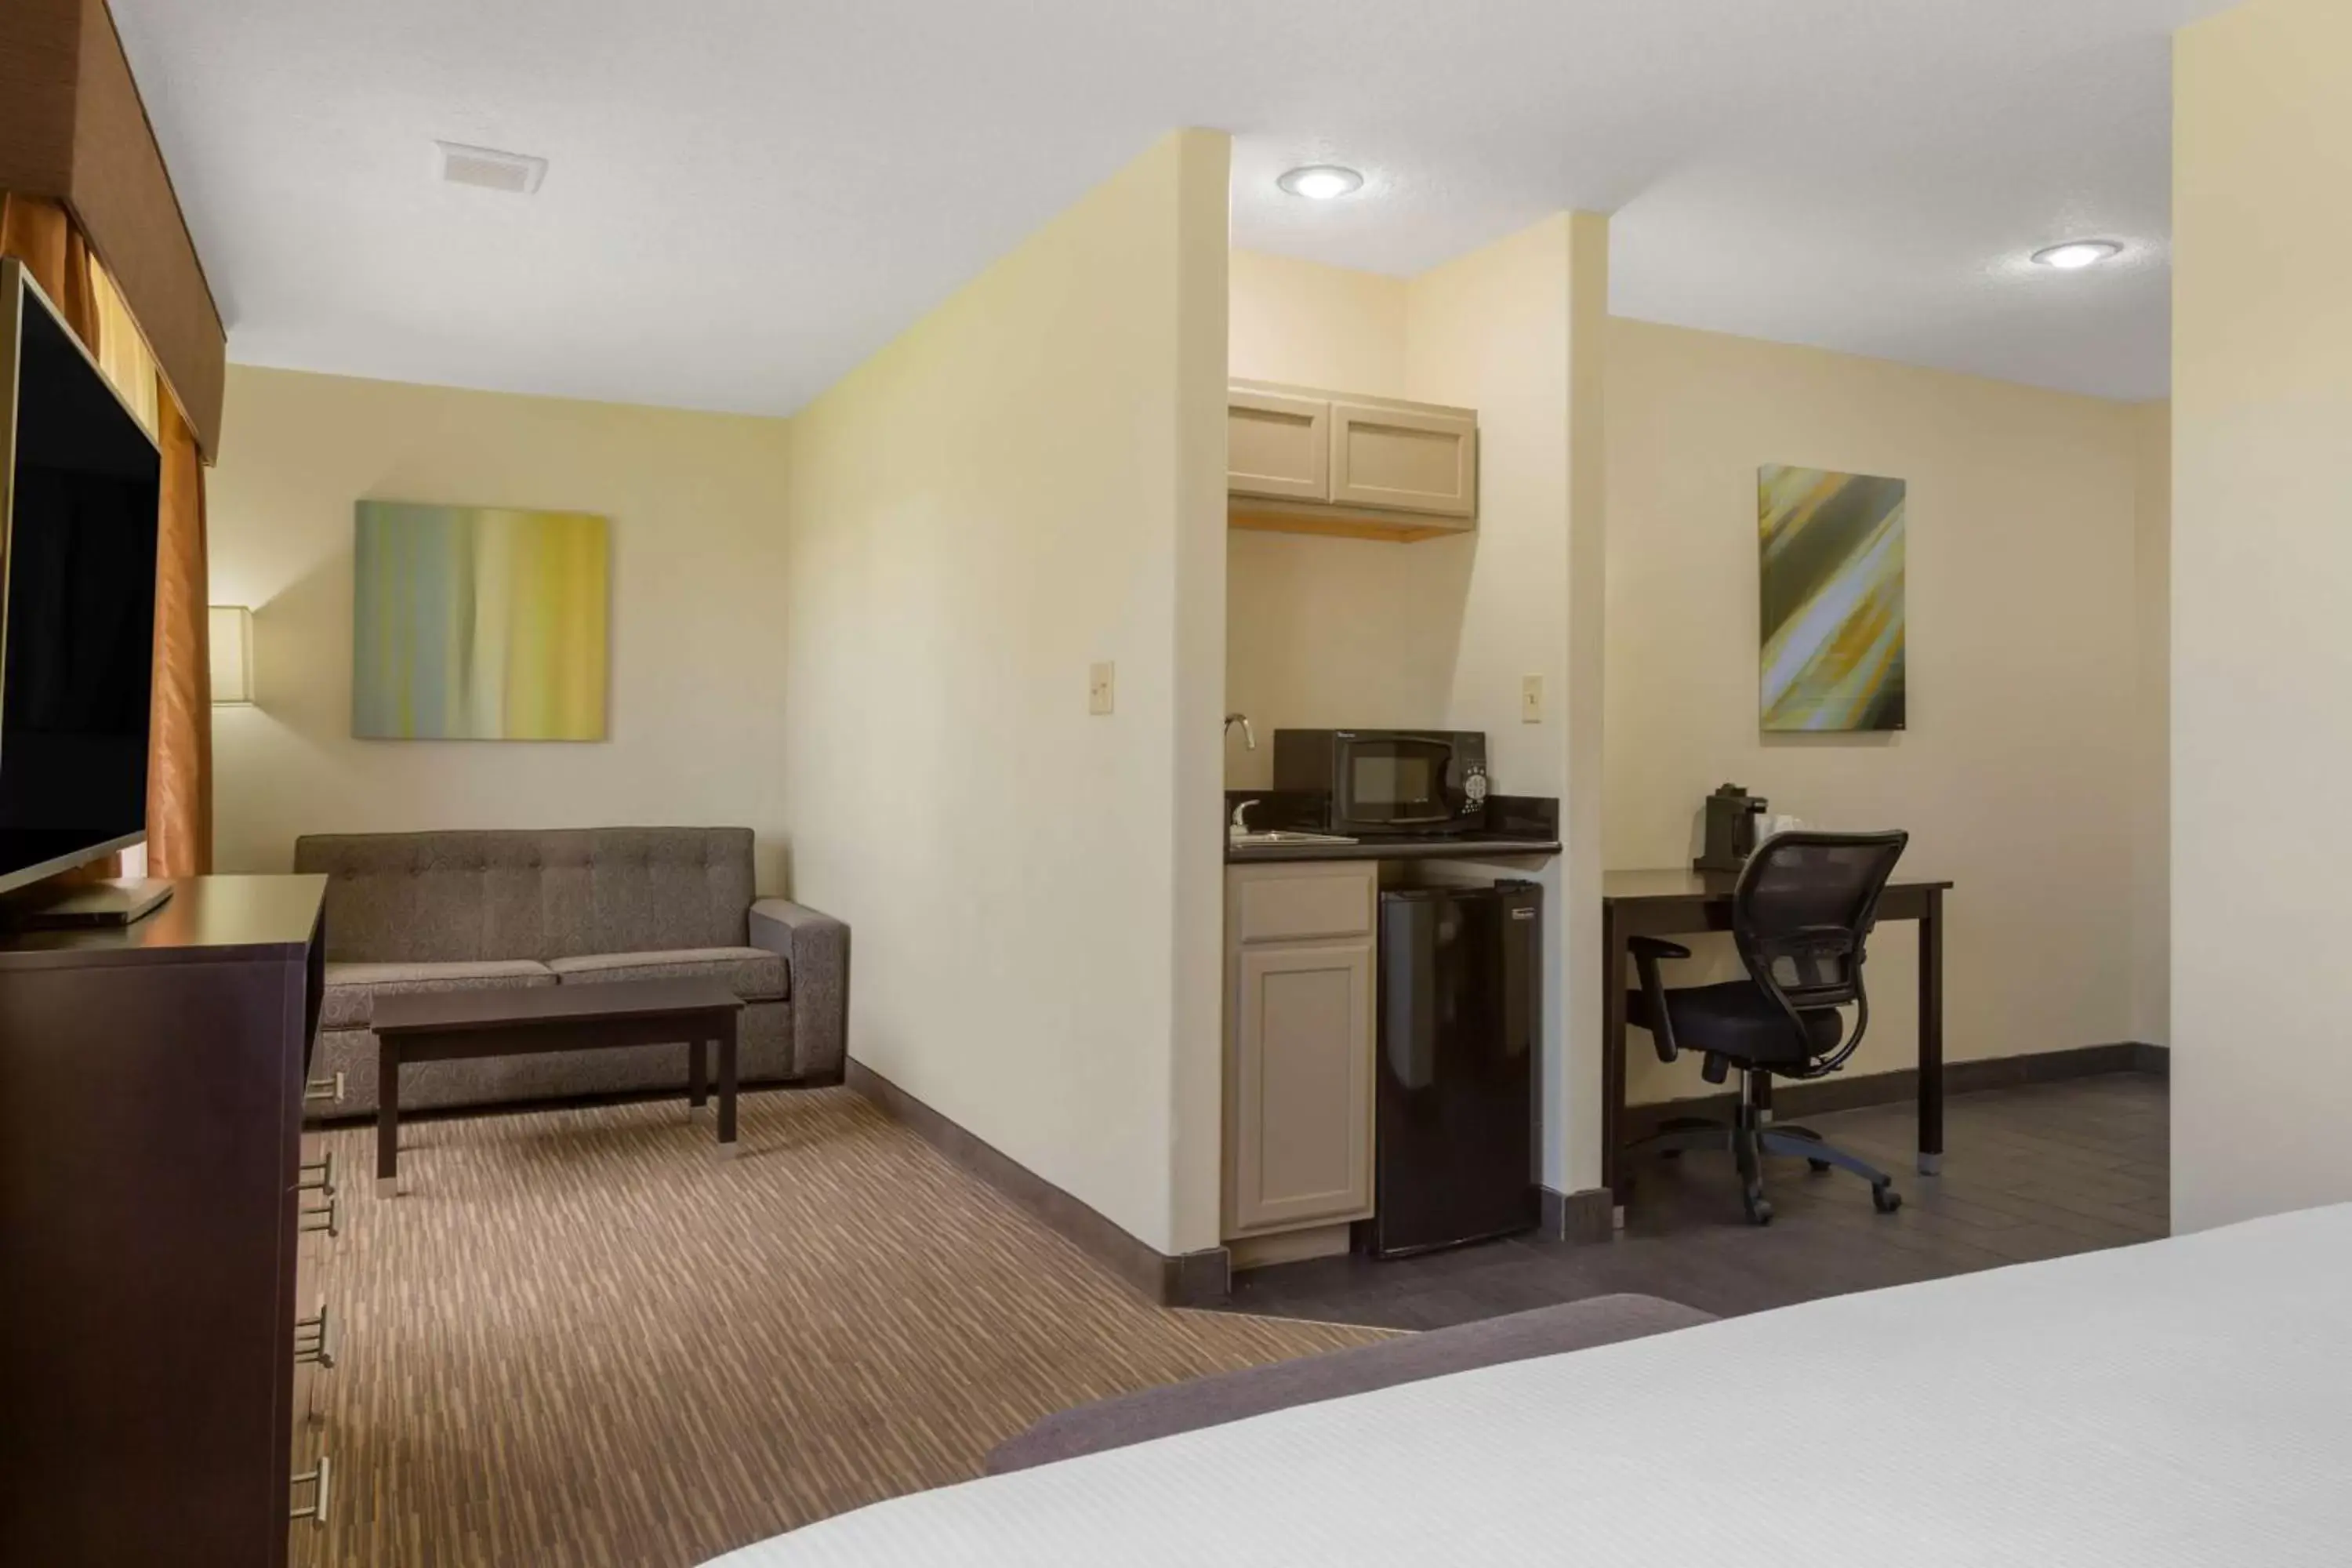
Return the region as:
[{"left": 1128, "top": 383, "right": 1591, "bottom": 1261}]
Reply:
[
  {"left": 1228, "top": 387, "right": 1330, "bottom": 503},
  {"left": 1226, "top": 379, "right": 1478, "bottom": 542},
  {"left": 1330, "top": 401, "right": 1477, "bottom": 519}
]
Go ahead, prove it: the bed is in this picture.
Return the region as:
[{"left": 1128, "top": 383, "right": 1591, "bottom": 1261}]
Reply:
[{"left": 706, "top": 1204, "right": 2352, "bottom": 1566}]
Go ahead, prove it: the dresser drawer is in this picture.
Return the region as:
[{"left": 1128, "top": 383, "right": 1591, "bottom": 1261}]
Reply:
[{"left": 293, "top": 1133, "right": 337, "bottom": 1425}]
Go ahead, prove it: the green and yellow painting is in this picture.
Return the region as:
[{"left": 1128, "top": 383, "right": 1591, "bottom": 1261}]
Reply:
[
  {"left": 1759, "top": 466, "right": 1905, "bottom": 732},
  {"left": 353, "top": 502, "right": 608, "bottom": 740}
]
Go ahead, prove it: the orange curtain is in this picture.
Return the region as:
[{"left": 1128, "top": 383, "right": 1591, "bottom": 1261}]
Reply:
[
  {"left": 1, "top": 191, "right": 212, "bottom": 877},
  {"left": 147, "top": 394, "right": 213, "bottom": 876}
]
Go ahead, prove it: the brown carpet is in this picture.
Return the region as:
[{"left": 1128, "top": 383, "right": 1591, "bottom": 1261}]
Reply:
[{"left": 307, "top": 1087, "right": 1388, "bottom": 1567}]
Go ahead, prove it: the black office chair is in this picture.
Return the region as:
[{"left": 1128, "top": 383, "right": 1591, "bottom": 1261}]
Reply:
[{"left": 1625, "top": 829, "right": 1910, "bottom": 1225}]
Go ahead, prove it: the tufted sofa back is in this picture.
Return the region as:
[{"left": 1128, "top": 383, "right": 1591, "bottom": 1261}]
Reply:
[{"left": 295, "top": 827, "right": 756, "bottom": 964}]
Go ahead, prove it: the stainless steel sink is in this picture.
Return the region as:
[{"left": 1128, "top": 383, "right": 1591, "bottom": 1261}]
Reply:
[{"left": 1229, "top": 830, "right": 1360, "bottom": 848}]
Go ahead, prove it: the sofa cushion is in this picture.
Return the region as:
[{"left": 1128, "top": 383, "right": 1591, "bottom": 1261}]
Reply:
[
  {"left": 321, "top": 959, "right": 556, "bottom": 1030},
  {"left": 546, "top": 947, "right": 788, "bottom": 1003}
]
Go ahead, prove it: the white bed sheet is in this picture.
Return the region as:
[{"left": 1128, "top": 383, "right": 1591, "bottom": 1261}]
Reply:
[{"left": 707, "top": 1204, "right": 2352, "bottom": 1566}]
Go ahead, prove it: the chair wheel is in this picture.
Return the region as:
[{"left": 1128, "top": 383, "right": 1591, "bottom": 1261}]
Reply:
[
  {"left": 1873, "top": 1185, "right": 1902, "bottom": 1214},
  {"left": 1742, "top": 1192, "right": 1773, "bottom": 1225},
  {"left": 1807, "top": 1159, "right": 1832, "bottom": 1174}
]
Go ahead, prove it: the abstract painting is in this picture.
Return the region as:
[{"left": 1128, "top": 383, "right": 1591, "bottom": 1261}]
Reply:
[
  {"left": 353, "top": 502, "right": 608, "bottom": 740},
  {"left": 1759, "top": 466, "right": 1906, "bottom": 732}
]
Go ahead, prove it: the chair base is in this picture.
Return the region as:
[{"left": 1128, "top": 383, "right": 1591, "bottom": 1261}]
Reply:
[{"left": 1627, "top": 1073, "right": 1900, "bottom": 1225}]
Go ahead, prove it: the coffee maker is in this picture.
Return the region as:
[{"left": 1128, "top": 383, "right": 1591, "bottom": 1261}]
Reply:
[{"left": 1695, "top": 783, "right": 1769, "bottom": 872}]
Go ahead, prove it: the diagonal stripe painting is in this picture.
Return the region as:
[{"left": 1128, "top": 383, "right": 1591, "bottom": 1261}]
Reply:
[
  {"left": 1759, "top": 466, "right": 1906, "bottom": 732},
  {"left": 353, "top": 501, "right": 609, "bottom": 740}
]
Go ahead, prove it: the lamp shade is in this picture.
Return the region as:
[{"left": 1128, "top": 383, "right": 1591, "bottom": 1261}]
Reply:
[{"left": 209, "top": 604, "right": 253, "bottom": 705}]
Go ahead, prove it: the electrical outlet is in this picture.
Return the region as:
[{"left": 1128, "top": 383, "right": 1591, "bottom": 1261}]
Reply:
[
  {"left": 1088, "top": 661, "right": 1116, "bottom": 716},
  {"left": 1521, "top": 674, "right": 1544, "bottom": 724}
]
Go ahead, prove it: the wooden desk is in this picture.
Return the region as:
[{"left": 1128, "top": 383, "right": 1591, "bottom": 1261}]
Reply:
[{"left": 1600, "top": 869, "right": 1953, "bottom": 1223}]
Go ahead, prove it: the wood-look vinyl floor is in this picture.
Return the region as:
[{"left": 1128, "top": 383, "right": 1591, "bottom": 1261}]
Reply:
[
  {"left": 307, "top": 1088, "right": 1387, "bottom": 1568},
  {"left": 1228, "top": 1073, "right": 2170, "bottom": 1330}
]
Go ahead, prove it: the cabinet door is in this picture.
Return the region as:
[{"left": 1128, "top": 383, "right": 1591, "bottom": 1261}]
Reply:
[
  {"left": 1227, "top": 940, "right": 1375, "bottom": 1234},
  {"left": 1228, "top": 389, "right": 1331, "bottom": 503},
  {"left": 1329, "top": 401, "right": 1477, "bottom": 518}
]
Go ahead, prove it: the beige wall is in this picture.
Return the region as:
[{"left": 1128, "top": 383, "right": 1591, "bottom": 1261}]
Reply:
[
  {"left": 1225, "top": 223, "right": 1611, "bottom": 1192},
  {"left": 1223, "top": 251, "right": 1446, "bottom": 790},
  {"left": 2171, "top": 0, "right": 2352, "bottom": 1230},
  {"left": 2130, "top": 401, "right": 2170, "bottom": 1050},
  {"left": 1606, "top": 319, "right": 2157, "bottom": 1101},
  {"left": 1228, "top": 252, "right": 2165, "bottom": 1119},
  {"left": 1403, "top": 216, "right": 1611, "bottom": 1190},
  {"left": 780, "top": 131, "right": 1231, "bottom": 1256},
  {"left": 205, "top": 366, "right": 795, "bottom": 886}
]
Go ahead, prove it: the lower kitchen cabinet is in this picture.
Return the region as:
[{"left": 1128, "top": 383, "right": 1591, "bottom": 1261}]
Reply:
[{"left": 1223, "top": 862, "right": 1377, "bottom": 1240}]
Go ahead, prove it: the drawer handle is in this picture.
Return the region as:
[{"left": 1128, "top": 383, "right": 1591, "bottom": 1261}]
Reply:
[
  {"left": 299, "top": 1197, "right": 339, "bottom": 1240},
  {"left": 295, "top": 1301, "right": 336, "bottom": 1370},
  {"left": 297, "top": 1149, "right": 336, "bottom": 1196},
  {"left": 304, "top": 1071, "right": 347, "bottom": 1105},
  {"left": 290, "top": 1454, "right": 332, "bottom": 1525}
]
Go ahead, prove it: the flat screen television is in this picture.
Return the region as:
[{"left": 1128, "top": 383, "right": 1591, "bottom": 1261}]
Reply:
[{"left": 0, "top": 259, "right": 161, "bottom": 898}]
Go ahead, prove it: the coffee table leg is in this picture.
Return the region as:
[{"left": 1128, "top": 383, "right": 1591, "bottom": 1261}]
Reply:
[
  {"left": 717, "top": 1022, "right": 739, "bottom": 1155},
  {"left": 688, "top": 1034, "right": 707, "bottom": 1117},
  {"left": 376, "top": 1038, "right": 399, "bottom": 1196}
]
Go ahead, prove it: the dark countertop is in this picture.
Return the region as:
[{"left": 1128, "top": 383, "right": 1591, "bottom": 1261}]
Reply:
[{"left": 1227, "top": 835, "right": 1562, "bottom": 864}]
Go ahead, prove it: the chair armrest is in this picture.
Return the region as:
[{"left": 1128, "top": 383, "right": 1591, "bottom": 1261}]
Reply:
[
  {"left": 749, "top": 898, "right": 849, "bottom": 1079},
  {"left": 1626, "top": 938, "right": 1690, "bottom": 1063}
]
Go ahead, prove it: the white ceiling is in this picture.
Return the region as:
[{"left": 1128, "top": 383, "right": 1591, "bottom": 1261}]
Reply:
[{"left": 112, "top": 0, "right": 2227, "bottom": 416}]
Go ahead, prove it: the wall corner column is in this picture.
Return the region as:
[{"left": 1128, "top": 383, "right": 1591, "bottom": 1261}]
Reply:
[
  {"left": 1167, "top": 127, "right": 1235, "bottom": 1256},
  {"left": 1559, "top": 209, "right": 1611, "bottom": 1196}
]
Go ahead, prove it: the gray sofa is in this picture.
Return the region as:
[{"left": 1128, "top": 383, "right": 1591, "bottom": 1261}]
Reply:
[{"left": 295, "top": 826, "right": 847, "bottom": 1119}]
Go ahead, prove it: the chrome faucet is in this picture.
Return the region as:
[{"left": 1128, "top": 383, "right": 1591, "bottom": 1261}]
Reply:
[
  {"left": 1224, "top": 712, "right": 1256, "bottom": 750},
  {"left": 1231, "top": 798, "right": 1261, "bottom": 833}
]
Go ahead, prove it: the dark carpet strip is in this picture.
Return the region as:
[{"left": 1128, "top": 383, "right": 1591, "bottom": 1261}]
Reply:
[{"left": 306, "top": 1088, "right": 1387, "bottom": 1567}]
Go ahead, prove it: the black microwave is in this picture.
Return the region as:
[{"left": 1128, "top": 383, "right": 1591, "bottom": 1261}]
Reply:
[{"left": 1272, "top": 729, "right": 1490, "bottom": 836}]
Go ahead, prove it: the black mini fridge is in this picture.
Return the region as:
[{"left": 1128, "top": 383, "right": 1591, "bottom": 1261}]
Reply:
[{"left": 1368, "top": 880, "right": 1541, "bottom": 1258}]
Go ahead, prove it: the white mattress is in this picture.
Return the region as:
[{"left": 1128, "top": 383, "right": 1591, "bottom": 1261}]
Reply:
[{"left": 707, "top": 1204, "right": 2352, "bottom": 1566}]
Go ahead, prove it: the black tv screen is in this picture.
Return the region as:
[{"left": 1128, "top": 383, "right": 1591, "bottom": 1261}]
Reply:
[{"left": 0, "top": 261, "right": 161, "bottom": 896}]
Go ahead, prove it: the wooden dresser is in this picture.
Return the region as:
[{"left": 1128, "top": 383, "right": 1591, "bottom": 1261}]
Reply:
[{"left": 0, "top": 875, "right": 338, "bottom": 1567}]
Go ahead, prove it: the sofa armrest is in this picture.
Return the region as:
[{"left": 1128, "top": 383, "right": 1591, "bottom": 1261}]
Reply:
[{"left": 749, "top": 898, "right": 849, "bottom": 1079}]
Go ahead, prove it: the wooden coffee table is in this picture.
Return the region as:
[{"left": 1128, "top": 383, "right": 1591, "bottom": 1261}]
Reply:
[{"left": 369, "top": 977, "right": 746, "bottom": 1192}]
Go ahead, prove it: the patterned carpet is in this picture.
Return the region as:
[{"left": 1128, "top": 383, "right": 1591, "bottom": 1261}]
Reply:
[{"left": 306, "top": 1087, "right": 1387, "bottom": 1567}]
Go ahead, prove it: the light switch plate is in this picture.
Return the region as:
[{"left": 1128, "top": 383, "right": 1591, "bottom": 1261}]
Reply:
[
  {"left": 1088, "top": 661, "right": 1116, "bottom": 716},
  {"left": 1521, "top": 674, "right": 1543, "bottom": 724}
]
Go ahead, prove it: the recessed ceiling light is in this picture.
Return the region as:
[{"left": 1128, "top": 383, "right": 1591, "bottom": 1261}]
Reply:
[
  {"left": 2031, "top": 240, "right": 2123, "bottom": 270},
  {"left": 1277, "top": 165, "right": 1364, "bottom": 201}
]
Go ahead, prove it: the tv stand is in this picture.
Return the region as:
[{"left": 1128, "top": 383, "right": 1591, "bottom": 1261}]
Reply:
[{"left": 2, "top": 875, "right": 174, "bottom": 928}]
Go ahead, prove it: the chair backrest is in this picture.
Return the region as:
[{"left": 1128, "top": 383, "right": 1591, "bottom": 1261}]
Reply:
[{"left": 1731, "top": 831, "right": 1909, "bottom": 1031}]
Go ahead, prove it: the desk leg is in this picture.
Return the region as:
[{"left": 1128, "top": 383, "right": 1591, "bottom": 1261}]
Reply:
[
  {"left": 376, "top": 1040, "right": 399, "bottom": 1196},
  {"left": 716, "top": 1019, "right": 739, "bottom": 1155},
  {"left": 1918, "top": 888, "right": 1945, "bottom": 1175},
  {"left": 1602, "top": 902, "right": 1628, "bottom": 1229}
]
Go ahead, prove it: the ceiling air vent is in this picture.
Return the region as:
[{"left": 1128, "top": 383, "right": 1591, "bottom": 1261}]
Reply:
[{"left": 435, "top": 141, "right": 547, "bottom": 194}]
